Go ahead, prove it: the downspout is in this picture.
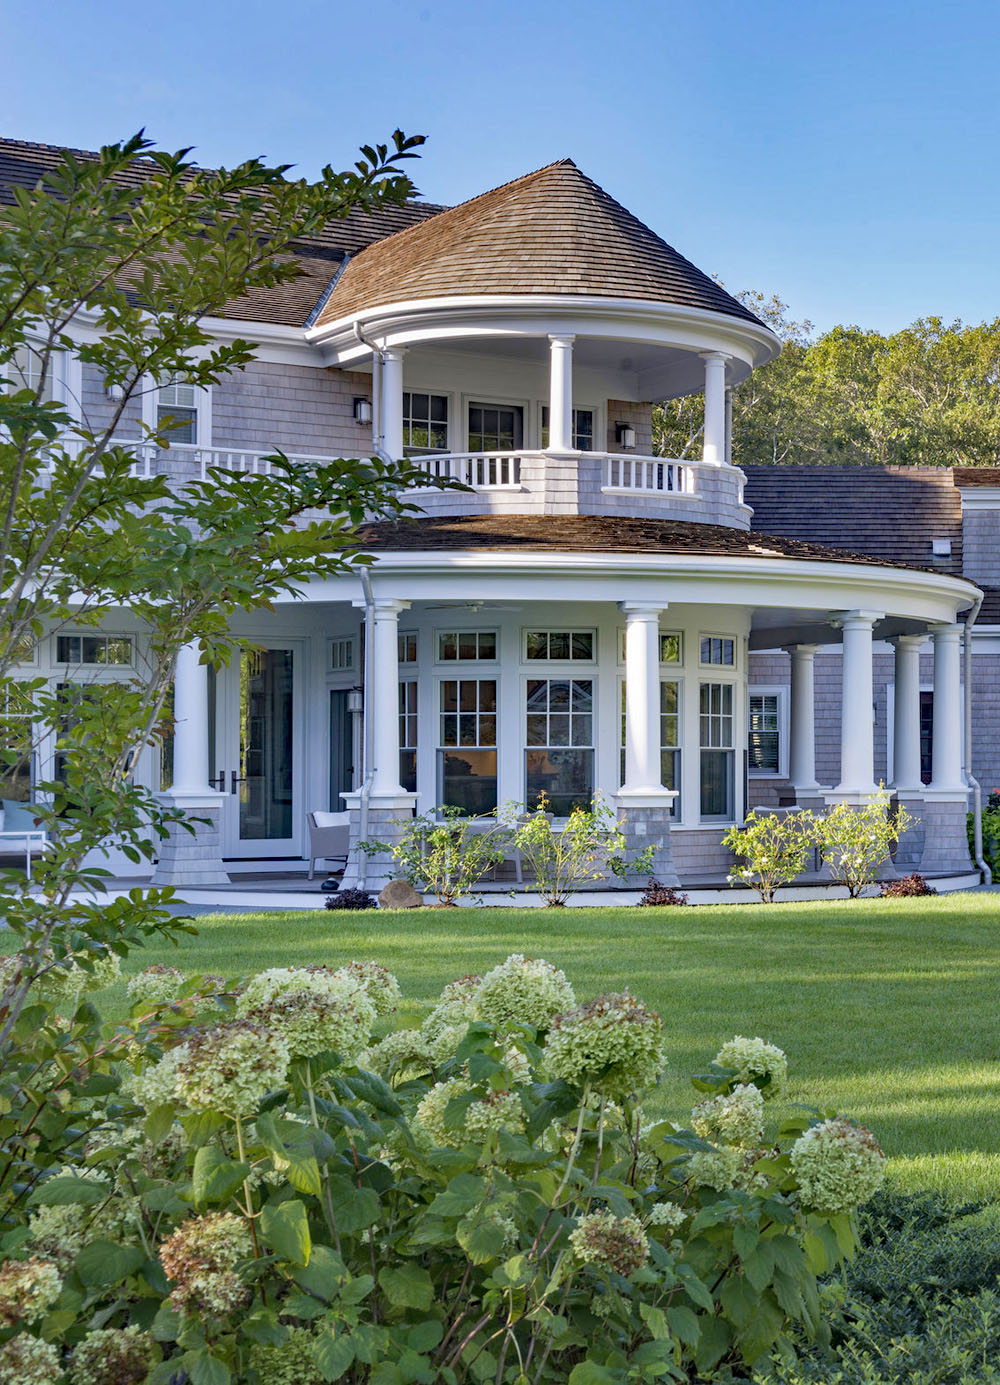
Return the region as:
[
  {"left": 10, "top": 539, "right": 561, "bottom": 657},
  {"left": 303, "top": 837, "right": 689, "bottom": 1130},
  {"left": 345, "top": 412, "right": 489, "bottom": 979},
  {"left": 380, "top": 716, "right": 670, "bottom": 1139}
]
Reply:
[
  {"left": 354, "top": 320, "right": 386, "bottom": 457},
  {"left": 356, "top": 566, "right": 377, "bottom": 891},
  {"left": 964, "top": 591, "right": 992, "bottom": 884}
]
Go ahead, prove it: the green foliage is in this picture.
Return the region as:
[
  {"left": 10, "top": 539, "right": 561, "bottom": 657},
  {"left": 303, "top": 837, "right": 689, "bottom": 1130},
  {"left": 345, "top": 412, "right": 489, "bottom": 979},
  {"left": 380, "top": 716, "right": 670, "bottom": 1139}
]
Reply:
[
  {"left": 723, "top": 811, "right": 816, "bottom": 904},
  {"left": 509, "top": 793, "right": 654, "bottom": 906},
  {"left": 814, "top": 790, "right": 914, "bottom": 899},
  {"left": 362, "top": 806, "right": 509, "bottom": 905},
  {"left": 0, "top": 956, "right": 884, "bottom": 1382},
  {"left": 970, "top": 804, "right": 1000, "bottom": 879}
]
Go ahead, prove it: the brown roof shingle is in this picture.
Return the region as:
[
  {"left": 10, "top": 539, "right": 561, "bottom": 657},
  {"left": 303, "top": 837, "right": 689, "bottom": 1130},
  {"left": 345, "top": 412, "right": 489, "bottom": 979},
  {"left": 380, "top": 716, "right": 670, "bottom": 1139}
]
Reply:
[{"left": 316, "top": 159, "right": 762, "bottom": 327}]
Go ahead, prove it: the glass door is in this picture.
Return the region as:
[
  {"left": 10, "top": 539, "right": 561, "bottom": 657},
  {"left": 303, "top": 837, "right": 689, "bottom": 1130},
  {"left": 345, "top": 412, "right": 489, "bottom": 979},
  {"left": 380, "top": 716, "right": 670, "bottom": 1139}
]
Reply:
[{"left": 468, "top": 402, "right": 523, "bottom": 451}]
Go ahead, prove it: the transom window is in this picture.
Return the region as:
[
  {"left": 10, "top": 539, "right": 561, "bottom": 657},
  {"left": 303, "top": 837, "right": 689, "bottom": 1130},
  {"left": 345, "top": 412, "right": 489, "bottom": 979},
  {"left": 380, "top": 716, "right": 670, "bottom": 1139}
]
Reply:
[
  {"left": 437, "top": 631, "right": 497, "bottom": 662},
  {"left": 399, "top": 680, "right": 418, "bottom": 793},
  {"left": 619, "top": 679, "right": 680, "bottom": 815},
  {"left": 748, "top": 692, "right": 781, "bottom": 774},
  {"left": 700, "top": 682, "right": 735, "bottom": 820},
  {"left": 56, "top": 634, "right": 132, "bottom": 666},
  {"left": 468, "top": 402, "right": 523, "bottom": 452},
  {"left": 398, "top": 632, "right": 418, "bottom": 664},
  {"left": 438, "top": 679, "right": 497, "bottom": 814},
  {"left": 157, "top": 382, "right": 200, "bottom": 444},
  {"left": 402, "top": 392, "right": 449, "bottom": 454},
  {"left": 540, "top": 406, "right": 594, "bottom": 450},
  {"left": 617, "top": 630, "right": 682, "bottom": 664},
  {"left": 6, "top": 344, "right": 57, "bottom": 403},
  {"left": 700, "top": 635, "right": 735, "bottom": 667},
  {"left": 525, "top": 678, "right": 594, "bottom": 816},
  {"left": 525, "top": 630, "right": 595, "bottom": 662},
  {"left": 330, "top": 637, "right": 354, "bottom": 672}
]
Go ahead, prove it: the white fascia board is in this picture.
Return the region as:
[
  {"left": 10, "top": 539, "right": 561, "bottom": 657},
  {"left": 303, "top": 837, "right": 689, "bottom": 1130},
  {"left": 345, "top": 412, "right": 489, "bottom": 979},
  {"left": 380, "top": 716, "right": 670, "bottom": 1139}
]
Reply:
[
  {"left": 276, "top": 549, "right": 978, "bottom": 623},
  {"left": 957, "top": 488, "right": 1000, "bottom": 509},
  {"left": 196, "top": 314, "right": 323, "bottom": 367},
  {"left": 307, "top": 296, "right": 780, "bottom": 373}
]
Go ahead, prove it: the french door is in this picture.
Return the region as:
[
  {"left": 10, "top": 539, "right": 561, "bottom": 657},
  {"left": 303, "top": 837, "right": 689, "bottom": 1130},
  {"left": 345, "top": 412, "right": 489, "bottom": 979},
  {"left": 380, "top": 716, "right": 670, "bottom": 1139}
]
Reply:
[{"left": 214, "top": 642, "right": 302, "bottom": 857}]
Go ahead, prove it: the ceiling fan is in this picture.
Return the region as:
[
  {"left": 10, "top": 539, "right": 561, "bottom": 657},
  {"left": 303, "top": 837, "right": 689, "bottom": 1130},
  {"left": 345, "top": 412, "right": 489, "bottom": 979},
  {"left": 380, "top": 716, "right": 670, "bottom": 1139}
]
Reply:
[{"left": 423, "top": 600, "right": 523, "bottom": 612}]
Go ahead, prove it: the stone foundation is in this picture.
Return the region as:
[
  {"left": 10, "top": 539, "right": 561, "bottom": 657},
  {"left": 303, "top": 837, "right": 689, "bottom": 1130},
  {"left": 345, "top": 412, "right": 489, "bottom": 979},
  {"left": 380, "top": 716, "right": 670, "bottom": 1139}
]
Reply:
[
  {"left": 152, "top": 791, "right": 228, "bottom": 886},
  {"left": 615, "top": 794, "right": 679, "bottom": 886},
  {"left": 339, "top": 791, "right": 418, "bottom": 892}
]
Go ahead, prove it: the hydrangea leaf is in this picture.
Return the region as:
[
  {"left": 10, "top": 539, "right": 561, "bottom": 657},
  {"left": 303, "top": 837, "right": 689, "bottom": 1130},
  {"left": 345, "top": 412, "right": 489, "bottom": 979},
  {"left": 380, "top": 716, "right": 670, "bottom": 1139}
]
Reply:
[
  {"left": 28, "top": 1174, "right": 109, "bottom": 1206},
  {"left": 74, "top": 1239, "right": 146, "bottom": 1286},
  {"left": 694, "top": 1317, "right": 732, "bottom": 1374},
  {"left": 192, "top": 1146, "right": 251, "bottom": 1207},
  {"left": 326, "top": 1177, "right": 380, "bottom": 1233},
  {"left": 407, "top": 1321, "right": 445, "bottom": 1353},
  {"left": 427, "top": 1173, "right": 488, "bottom": 1217},
  {"left": 457, "top": 1210, "right": 508, "bottom": 1264},
  {"left": 260, "top": 1198, "right": 311, "bottom": 1266},
  {"left": 290, "top": 1244, "right": 348, "bottom": 1302},
  {"left": 378, "top": 1263, "right": 434, "bottom": 1310},
  {"left": 666, "top": 1305, "right": 700, "bottom": 1348},
  {"left": 567, "top": 1361, "right": 616, "bottom": 1385},
  {"left": 314, "top": 1330, "right": 355, "bottom": 1382}
]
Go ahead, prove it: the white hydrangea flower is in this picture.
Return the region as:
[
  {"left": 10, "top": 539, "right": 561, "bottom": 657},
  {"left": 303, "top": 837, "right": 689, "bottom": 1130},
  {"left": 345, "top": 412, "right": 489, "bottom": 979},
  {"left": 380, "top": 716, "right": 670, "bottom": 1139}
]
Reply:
[
  {"left": 791, "top": 1117, "right": 886, "bottom": 1214},
  {"left": 126, "top": 964, "right": 187, "bottom": 1006},
  {"left": 691, "top": 1083, "right": 765, "bottom": 1147},
  {"left": 686, "top": 1146, "right": 740, "bottom": 1191},
  {"left": 544, "top": 992, "right": 663, "bottom": 1099},
  {"left": 160, "top": 1212, "right": 252, "bottom": 1315},
  {"left": 475, "top": 954, "right": 575, "bottom": 1031},
  {"left": 174, "top": 1020, "right": 290, "bottom": 1118},
  {"left": 713, "top": 1035, "right": 788, "bottom": 1099},
  {"left": 124, "top": 1043, "right": 188, "bottom": 1112},
  {"left": 68, "top": 1325, "right": 153, "bottom": 1385},
  {"left": 333, "top": 961, "right": 402, "bottom": 1017},
  {"left": 236, "top": 965, "right": 373, "bottom": 1023},
  {"left": 34, "top": 947, "right": 121, "bottom": 1000},
  {"left": 0, "top": 1256, "right": 62, "bottom": 1328},
  {"left": 647, "top": 1201, "right": 687, "bottom": 1231},
  {"left": 0, "top": 1333, "right": 62, "bottom": 1385},
  {"left": 414, "top": 1078, "right": 525, "bottom": 1151},
  {"left": 422, "top": 974, "right": 483, "bottom": 1039},
  {"left": 569, "top": 1211, "right": 648, "bottom": 1276},
  {"left": 242, "top": 988, "right": 372, "bottom": 1062}
]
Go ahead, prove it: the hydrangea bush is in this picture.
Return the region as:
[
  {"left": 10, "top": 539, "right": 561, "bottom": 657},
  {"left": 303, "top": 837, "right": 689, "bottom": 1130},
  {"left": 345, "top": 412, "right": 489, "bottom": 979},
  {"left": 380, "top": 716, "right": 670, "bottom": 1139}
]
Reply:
[{"left": 0, "top": 951, "right": 885, "bottom": 1383}]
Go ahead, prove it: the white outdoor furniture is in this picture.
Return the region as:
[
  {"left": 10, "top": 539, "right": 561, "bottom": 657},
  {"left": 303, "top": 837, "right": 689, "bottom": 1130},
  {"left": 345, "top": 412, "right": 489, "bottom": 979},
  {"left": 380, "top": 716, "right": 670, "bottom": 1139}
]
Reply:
[
  {"left": 307, "top": 811, "right": 350, "bottom": 880},
  {"left": 0, "top": 830, "right": 48, "bottom": 880}
]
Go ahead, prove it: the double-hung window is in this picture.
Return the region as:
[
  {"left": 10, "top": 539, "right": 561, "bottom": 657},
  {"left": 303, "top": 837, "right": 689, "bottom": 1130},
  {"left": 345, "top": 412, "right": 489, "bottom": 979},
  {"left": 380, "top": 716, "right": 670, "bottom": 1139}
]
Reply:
[
  {"left": 748, "top": 692, "right": 781, "bottom": 774},
  {"left": 700, "top": 682, "right": 735, "bottom": 820},
  {"left": 402, "top": 392, "right": 449, "bottom": 454},
  {"left": 157, "top": 382, "right": 200, "bottom": 444},
  {"left": 7, "top": 343, "right": 57, "bottom": 403},
  {"left": 438, "top": 679, "right": 497, "bottom": 813},
  {"left": 540, "top": 406, "right": 594, "bottom": 450},
  {"left": 525, "top": 678, "right": 594, "bottom": 816},
  {"left": 399, "top": 681, "right": 418, "bottom": 793}
]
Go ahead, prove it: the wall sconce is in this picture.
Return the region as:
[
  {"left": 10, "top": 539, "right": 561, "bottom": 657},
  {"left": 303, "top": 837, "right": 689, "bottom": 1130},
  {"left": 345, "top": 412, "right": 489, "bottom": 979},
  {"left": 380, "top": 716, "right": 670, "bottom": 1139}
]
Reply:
[
  {"left": 105, "top": 382, "right": 125, "bottom": 403},
  {"left": 354, "top": 398, "right": 373, "bottom": 425},
  {"left": 616, "top": 422, "right": 637, "bottom": 450},
  {"left": 346, "top": 688, "right": 364, "bottom": 714}
]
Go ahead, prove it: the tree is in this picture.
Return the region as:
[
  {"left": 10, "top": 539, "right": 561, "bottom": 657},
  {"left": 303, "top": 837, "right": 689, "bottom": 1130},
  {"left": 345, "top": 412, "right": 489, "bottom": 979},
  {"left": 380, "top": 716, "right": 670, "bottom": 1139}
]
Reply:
[{"left": 0, "top": 131, "right": 443, "bottom": 1042}]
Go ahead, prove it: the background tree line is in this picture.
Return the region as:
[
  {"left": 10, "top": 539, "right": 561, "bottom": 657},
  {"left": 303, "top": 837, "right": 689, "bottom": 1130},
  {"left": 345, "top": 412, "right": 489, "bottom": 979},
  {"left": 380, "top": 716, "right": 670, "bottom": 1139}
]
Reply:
[{"left": 654, "top": 292, "right": 1000, "bottom": 468}]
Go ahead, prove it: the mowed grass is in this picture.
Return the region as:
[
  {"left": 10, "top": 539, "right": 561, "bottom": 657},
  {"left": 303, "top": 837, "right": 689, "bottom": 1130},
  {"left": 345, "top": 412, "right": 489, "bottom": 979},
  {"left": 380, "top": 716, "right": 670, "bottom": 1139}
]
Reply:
[{"left": 97, "top": 891, "right": 1000, "bottom": 1199}]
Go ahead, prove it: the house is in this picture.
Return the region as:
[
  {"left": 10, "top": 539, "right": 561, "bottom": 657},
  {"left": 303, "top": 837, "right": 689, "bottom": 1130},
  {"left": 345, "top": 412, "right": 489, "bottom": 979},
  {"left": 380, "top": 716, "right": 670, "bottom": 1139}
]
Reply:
[{"left": 1, "top": 138, "right": 989, "bottom": 891}]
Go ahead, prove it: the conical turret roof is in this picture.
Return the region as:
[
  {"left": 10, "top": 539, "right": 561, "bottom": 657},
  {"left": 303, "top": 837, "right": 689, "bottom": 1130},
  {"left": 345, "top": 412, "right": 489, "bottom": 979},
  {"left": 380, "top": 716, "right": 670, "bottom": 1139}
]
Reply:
[{"left": 314, "top": 158, "right": 761, "bottom": 327}]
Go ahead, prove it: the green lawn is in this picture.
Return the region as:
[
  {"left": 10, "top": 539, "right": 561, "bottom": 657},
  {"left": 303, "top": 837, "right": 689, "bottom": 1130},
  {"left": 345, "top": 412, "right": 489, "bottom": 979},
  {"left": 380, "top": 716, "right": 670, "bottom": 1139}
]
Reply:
[{"left": 100, "top": 892, "right": 1000, "bottom": 1200}]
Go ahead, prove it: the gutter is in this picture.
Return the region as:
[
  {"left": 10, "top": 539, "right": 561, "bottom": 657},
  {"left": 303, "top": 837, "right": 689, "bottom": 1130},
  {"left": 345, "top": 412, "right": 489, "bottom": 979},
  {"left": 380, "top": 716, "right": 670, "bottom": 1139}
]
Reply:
[
  {"left": 356, "top": 566, "right": 377, "bottom": 891},
  {"left": 964, "top": 591, "right": 992, "bottom": 884}
]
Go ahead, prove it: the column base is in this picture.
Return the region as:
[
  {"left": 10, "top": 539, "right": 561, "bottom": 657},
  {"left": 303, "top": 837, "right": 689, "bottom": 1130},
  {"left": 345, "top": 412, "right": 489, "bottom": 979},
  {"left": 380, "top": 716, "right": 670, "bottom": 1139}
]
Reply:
[
  {"left": 615, "top": 792, "right": 680, "bottom": 887},
  {"left": 914, "top": 791, "right": 973, "bottom": 875},
  {"left": 893, "top": 791, "right": 926, "bottom": 871},
  {"left": 824, "top": 787, "right": 881, "bottom": 807},
  {"left": 339, "top": 791, "right": 418, "bottom": 892},
  {"left": 152, "top": 791, "right": 229, "bottom": 887}
]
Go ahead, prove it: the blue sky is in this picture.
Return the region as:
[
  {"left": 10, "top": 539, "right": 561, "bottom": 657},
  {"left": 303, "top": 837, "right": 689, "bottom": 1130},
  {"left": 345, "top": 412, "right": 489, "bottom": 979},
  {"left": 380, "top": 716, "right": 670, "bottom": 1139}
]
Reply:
[{"left": 3, "top": 0, "right": 998, "bottom": 334}]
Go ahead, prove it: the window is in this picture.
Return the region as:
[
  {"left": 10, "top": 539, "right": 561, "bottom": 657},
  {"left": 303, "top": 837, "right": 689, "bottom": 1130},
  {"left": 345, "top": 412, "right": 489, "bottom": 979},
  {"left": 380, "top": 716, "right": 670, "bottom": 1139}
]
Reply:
[
  {"left": 158, "top": 682, "right": 174, "bottom": 792},
  {"left": 330, "top": 637, "right": 354, "bottom": 672},
  {"left": 540, "top": 406, "right": 594, "bottom": 450},
  {"left": 157, "top": 382, "right": 200, "bottom": 444},
  {"left": 0, "top": 682, "right": 34, "bottom": 803},
  {"left": 8, "top": 634, "right": 36, "bottom": 665},
  {"left": 402, "top": 392, "right": 449, "bottom": 454},
  {"left": 920, "top": 690, "right": 934, "bottom": 785},
  {"left": 700, "top": 682, "right": 734, "bottom": 819},
  {"left": 55, "top": 634, "right": 132, "bottom": 666},
  {"left": 400, "top": 680, "right": 418, "bottom": 792},
  {"left": 700, "top": 636, "right": 735, "bottom": 667},
  {"left": 525, "top": 630, "right": 595, "bottom": 662},
  {"left": 437, "top": 631, "right": 497, "bottom": 661},
  {"left": 398, "top": 632, "right": 418, "bottom": 664},
  {"left": 748, "top": 692, "right": 781, "bottom": 774},
  {"left": 618, "top": 630, "right": 682, "bottom": 664},
  {"left": 438, "top": 679, "right": 497, "bottom": 813},
  {"left": 6, "top": 344, "right": 56, "bottom": 402},
  {"left": 468, "top": 402, "right": 523, "bottom": 452},
  {"left": 525, "top": 678, "right": 594, "bottom": 816},
  {"left": 619, "top": 680, "right": 680, "bottom": 814}
]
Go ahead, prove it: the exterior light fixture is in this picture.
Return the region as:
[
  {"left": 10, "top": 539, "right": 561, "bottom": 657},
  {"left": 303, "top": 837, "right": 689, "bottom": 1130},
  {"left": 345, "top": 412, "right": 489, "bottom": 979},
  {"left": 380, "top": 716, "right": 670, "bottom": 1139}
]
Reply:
[
  {"left": 616, "top": 422, "right": 637, "bottom": 450},
  {"left": 105, "top": 382, "right": 125, "bottom": 402},
  {"left": 931, "top": 537, "right": 952, "bottom": 558},
  {"left": 354, "top": 398, "right": 373, "bottom": 425},
  {"left": 346, "top": 687, "right": 364, "bottom": 714}
]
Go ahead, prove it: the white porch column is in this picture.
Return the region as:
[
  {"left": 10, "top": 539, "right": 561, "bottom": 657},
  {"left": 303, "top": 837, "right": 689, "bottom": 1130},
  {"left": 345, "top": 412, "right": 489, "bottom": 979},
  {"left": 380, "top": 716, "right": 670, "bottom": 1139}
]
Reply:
[
  {"left": 172, "top": 641, "right": 212, "bottom": 793},
  {"left": 620, "top": 603, "right": 665, "bottom": 791},
  {"left": 381, "top": 347, "right": 406, "bottom": 461},
  {"left": 547, "top": 334, "right": 575, "bottom": 451},
  {"left": 890, "top": 634, "right": 924, "bottom": 792},
  {"left": 929, "top": 623, "right": 965, "bottom": 792},
  {"left": 371, "top": 598, "right": 410, "bottom": 796},
  {"left": 831, "top": 610, "right": 881, "bottom": 799},
  {"left": 784, "top": 644, "right": 820, "bottom": 794},
  {"left": 724, "top": 385, "right": 734, "bottom": 466},
  {"left": 701, "top": 352, "right": 729, "bottom": 465}
]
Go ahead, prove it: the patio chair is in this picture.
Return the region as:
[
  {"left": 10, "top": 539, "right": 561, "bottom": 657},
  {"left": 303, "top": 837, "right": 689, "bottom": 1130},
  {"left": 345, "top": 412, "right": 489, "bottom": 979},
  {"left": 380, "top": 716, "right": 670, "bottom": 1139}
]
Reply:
[{"left": 307, "top": 810, "right": 350, "bottom": 881}]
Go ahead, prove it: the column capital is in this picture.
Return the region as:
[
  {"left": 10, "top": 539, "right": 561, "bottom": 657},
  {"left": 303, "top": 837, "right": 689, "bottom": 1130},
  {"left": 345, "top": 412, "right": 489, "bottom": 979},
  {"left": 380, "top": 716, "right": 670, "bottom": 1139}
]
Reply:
[
  {"left": 548, "top": 333, "right": 576, "bottom": 346},
  {"left": 782, "top": 642, "right": 819, "bottom": 657},
  {"left": 381, "top": 345, "right": 407, "bottom": 362},
  {"left": 352, "top": 597, "right": 411, "bottom": 615},
  {"left": 928, "top": 621, "right": 963, "bottom": 642},
  {"left": 890, "top": 632, "right": 927, "bottom": 650},
  {"left": 618, "top": 601, "right": 667, "bottom": 619},
  {"left": 700, "top": 350, "right": 730, "bottom": 365},
  {"left": 831, "top": 609, "right": 884, "bottom": 630}
]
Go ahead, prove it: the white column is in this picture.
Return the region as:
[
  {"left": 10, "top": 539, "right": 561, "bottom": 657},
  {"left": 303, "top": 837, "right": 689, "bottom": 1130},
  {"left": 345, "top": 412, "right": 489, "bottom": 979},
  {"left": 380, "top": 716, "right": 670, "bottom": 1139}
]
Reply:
[
  {"left": 370, "top": 598, "right": 410, "bottom": 796},
  {"left": 724, "top": 385, "right": 733, "bottom": 465},
  {"left": 547, "top": 334, "right": 575, "bottom": 451},
  {"left": 172, "top": 641, "right": 212, "bottom": 794},
  {"left": 833, "top": 611, "right": 880, "bottom": 797},
  {"left": 701, "top": 352, "right": 729, "bottom": 465},
  {"left": 891, "top": 635, "right": 924, "bottom": 792},
  {"left": 930, "top": 623, "right": 965, "bottom": 791},
  {"left": 381, "top": 347, "right": 406, "bottom": 461},
  {"left": 785, "top": 644, "right": 819, "bottom": 793},
  {"left": 620, "top": 603, "right": 665, "bottom": 792}
]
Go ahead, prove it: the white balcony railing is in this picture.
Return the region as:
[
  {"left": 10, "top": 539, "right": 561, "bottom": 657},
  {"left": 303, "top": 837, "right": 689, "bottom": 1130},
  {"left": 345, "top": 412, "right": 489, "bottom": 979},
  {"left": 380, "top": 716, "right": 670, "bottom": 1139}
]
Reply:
[
  {"left": 600, "top": 454, "right": 696, "bottom": 495},
  {"left": 49, "top": 439, "right": 342, "bottom": 481},
  {"left": 410, "top": 451, "right": 522, "bottom": 490}
]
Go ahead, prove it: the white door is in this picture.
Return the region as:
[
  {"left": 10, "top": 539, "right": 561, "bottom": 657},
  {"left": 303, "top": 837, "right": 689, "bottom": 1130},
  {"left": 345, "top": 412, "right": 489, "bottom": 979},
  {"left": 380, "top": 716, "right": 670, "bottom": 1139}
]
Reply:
[{"left": 214, "top": 642, "right": 303, "bottom": 858}]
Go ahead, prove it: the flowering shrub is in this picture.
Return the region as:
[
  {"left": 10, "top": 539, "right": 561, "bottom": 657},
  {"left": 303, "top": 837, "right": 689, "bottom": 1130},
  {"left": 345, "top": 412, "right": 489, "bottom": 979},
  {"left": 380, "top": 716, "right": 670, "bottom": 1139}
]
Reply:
[
  {"left": 510, "top": 792, "right": 654, "bottom": 905},
  {"left": 814, "top": 789, "right": 915, "bottom": 898},
  {"left": 722, "top": 809, "right": 816, "bottom": 903},
  {"left": 878, "top": 872, "right": 936, "bottom": 898},
  {"left": 0, "top": 953, "right": 886, "bottom": 1382}
]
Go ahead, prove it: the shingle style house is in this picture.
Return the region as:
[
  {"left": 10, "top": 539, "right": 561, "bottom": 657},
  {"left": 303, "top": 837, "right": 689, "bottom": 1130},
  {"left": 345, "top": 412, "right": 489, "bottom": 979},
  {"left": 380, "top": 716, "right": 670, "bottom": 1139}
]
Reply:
[{"left": 4, "top": 136, "right": 993, "bottom": 890}]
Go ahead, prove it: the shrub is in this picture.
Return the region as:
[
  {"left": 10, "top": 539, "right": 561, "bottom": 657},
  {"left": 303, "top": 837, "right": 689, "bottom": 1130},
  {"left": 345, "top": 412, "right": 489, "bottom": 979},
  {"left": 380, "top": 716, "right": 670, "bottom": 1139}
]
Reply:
[
  {"left": 723, "top": 809, "right": 816, "bottom": 903},
  {"left": 510, "top": 791, "right": 653, "bottom": 905},
  {"left": 638, "top": 878, "right": 690, "bottom": 906},
  {"left": 814, "top": 789, "right": 915, "bottom": 898},
  {"left": 324, "top": 887, "right": 375, "bottom": 910},
  {"left": 0, "top": 954, "right": 885, "bottom": 1382},
  {"left": 878, "top": 872, "right": 936, "bottom": 897},
  {"left": 970, "top": 803, "right": 1000, "bottom": 879},
  {"left": 362, "top": 805, "right": 509, "bottom": 906}
]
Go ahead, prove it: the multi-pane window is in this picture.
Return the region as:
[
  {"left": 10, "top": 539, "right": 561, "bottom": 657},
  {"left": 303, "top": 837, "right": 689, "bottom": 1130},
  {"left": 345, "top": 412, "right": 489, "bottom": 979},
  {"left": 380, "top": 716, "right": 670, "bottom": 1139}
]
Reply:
[
  {"left": 748, "top": 693, "right": 781, "bottom": 774},
  {"left": 8, "top": 634, "right": 36, "bottom": 664},
  {"left": 55, "top": 634, "right": 132, "bottom": 666},
  {"left": 468, "top": 403, "right": 523, "bottom": 452},
  {"left": 617, "top": 630, "right": 682, "bottom": 665},
  {"left": 157, "top": 382, "right": 199, "bottom": 444},
  {"left": 619, "top": 680, "right": 680, "bottom": 815},
  {"left": 438, "top": 679, "right": 497, "bottom": 813},
  {"left": 700, "top": 636, "right": 735, "bottom": 667},
  {"left": 0, "top": 682, "right": 34, "bottom": 803},
  {"left": 920, "top": 690, "right": 934, "bottom": 785},
  {"left": 700, "top": 682, "right": 735, "bottom": 819},
  {"left": 330, "top": 637, "right": 354, "bottom": 672},
  {"left": 438, "top": 631, "right": 497, "bottom": 661},
  {"left": 402, "top": 392, "right": 449, "bottom": 453},
  {"left": 525, "top": 678, "right": 594, "bottom": 816},
  {"left": 525, "top": 631, "right": 595, "bottom": 661},
  {"left": 399, "top": 681, "right": 418, "bottom": 793},
  {"left": 7, "top": 344, "right": 56, "bottom": 402},
  {"left": 398, "top": 632, "right": 418, "bottom": 664},
  {"left": 540, "top": 406, "right": 594, "bottom": 450}
]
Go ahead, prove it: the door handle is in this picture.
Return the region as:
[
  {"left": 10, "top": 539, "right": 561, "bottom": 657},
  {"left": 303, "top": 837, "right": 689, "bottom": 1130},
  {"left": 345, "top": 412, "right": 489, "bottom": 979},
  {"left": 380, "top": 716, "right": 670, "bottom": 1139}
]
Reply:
[{"left": 229, "top": 770, "right": 246, "bottom": 794}]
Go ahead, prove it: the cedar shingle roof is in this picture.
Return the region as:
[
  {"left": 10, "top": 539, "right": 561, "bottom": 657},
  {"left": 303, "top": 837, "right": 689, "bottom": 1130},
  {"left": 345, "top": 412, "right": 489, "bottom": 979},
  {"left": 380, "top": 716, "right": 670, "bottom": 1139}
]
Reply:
[
  {"left": 356, "top": 513, "right": 928, "bottom": 570},
  {"left": 316, "top": 159, "right": 762, "bottom": 327},
  {"left": 742, "top": 466, "right": 964, "bottom": 575},
  {"left": 953, "top": 467, "right": 1000, "bottom": 487}
]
